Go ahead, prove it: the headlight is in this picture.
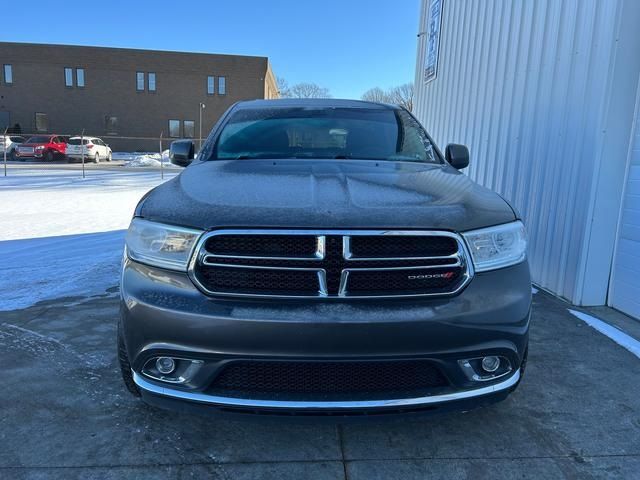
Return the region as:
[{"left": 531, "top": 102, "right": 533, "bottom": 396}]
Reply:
[
  {"left": 125, "top": 218, "right": 202, "bottom": 271},
  {"left": 462, "top": 221, "right": 527, "bottom": 272},
  {"left": 35, "top": 145, "right": 45, "bottom": 150}
]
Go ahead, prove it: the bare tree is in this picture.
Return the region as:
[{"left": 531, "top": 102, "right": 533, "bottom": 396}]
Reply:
[
  {"left": 277, "top": 78, "right": 331, "bottom": 99},
  {"left": 361, "top": 87, "right": 391, "bottom": 103},
  {"left": 288, "top": 82, "right": 332, "bottom": 98},
  {"left": 388, "top": 83, "right": 414, "bottom": 112},
  {"left": 361, "top": 83, "right": 415, "bottom": 111},
  {"left": 276, "top": 77, "right": 290, "bottom": 97}
]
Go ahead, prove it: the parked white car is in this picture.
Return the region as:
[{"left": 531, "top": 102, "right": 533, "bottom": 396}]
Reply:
[
  {"left": 66, "top": 136, "right": 112, "bottom": 163},
  {"left": 0, "top": 135, "right": 27, "bottom": 160}
]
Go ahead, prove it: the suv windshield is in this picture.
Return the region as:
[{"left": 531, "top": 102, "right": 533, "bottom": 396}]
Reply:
[
  {"left": 211, "top": 107, "right": 440, "bottom": 163},
  {"left": 26, "top": 136, "right": 51, "bottom": 144}
]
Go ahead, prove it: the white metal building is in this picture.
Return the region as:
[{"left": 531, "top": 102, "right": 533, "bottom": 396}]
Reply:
[{"left": 414, "top": 0, "right": 640, "bottom": 319}]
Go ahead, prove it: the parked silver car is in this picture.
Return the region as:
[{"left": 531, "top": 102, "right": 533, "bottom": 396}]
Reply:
[{"left": 0, "top": 135, "right": 26, "bottom": 160}]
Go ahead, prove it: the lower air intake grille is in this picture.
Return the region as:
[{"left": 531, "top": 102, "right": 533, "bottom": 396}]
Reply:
[{"left": 208, "top": 360, "right": 449, "bottom": 401}]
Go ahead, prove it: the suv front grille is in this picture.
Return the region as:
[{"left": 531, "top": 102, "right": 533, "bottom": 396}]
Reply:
[
  {"left": 190, "top": 230, "right": 472, "bottom": 298},
  {"left": 208, "top": 359, "right": 449, "bottom": 401}
]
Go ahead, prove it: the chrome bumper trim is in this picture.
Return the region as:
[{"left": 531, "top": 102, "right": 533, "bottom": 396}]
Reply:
[{"left": 133, "top": 369, "right": 519, "bottom": 410}]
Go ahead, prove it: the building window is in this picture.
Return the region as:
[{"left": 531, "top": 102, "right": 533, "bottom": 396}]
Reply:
[
  {"left": 136, "top": 72, "right": 145, "bottom": 91},
  {"left": 148, "top": 72, "right": 156, "bottom": 91},
  {"left": 105, "top": 116, "right": 118, "bottom": 134},
  {"left": 35, "top": 113, "right": 48, "bottom": 132},
  {"left": 64, "top": 67, "right": 73, "bottom": 87},
  {"left": 207, "top": 76, "right": 215, "bottom": 95},
  {"left": 76, "top": 68, "right": 85, "bottom": 87},
  {"left": 218, "top": 76, "right": 226, "bottom": 95},
  {"left": 169, "top": 119, "right": 181, "bottom": 138},
  {"left": 3, "top": 65, "right": 12, "bottom": 84},
  {"left": 184, "top": 120, "right": 195, "bottom": 138}
]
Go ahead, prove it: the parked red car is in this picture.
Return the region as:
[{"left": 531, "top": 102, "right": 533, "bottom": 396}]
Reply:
[{"left": 15, "top": 135, "right": 67, "bottom": 161}]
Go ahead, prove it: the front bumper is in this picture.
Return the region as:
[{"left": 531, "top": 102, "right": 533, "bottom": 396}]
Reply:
[
  {"left": 134, "top": 369, "right": 520, "bottom": 418},
  {"left": 121, "top": 258, "right": 531, "bottom": 415}
]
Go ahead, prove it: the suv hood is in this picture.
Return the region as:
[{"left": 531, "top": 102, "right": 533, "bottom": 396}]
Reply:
[{"left": 139, "top": 159, "right": 516, "bottom": 232}]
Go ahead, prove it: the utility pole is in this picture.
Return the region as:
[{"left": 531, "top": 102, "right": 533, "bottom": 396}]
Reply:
[
  {"left": 199, "top": 102, "right": 206, "bottom": 153},
  {"left": 159, "top": 131, "right": 164, "bottom": 180},
  {"left": 3, "top": 127, "right": 7, "bottom": 177},
  {"left": 81, "top": 129, "right": 85, "bottom": 179}
]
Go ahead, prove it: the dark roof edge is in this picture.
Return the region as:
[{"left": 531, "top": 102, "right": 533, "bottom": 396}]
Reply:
[{"left": 0, "top": 41, "right": 269, "bottom": 61}]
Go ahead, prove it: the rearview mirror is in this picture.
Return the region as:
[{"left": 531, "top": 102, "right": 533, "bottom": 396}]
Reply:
[
  {"left": 445, "top": 144, "right": 469, "bottom": 170},
  {"left": 169, "top": 140, "right": 195, "bottom": 167}
]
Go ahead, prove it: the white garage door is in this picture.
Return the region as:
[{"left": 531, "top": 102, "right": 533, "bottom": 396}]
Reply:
[{"left": 610, "top": 99, "right": 640, "bottom": 319}]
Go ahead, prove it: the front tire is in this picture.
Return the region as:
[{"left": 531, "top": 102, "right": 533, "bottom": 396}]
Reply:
[
  {"left": 107, "top": 151, "right": 112, "bottom": 162},
  {"left": 45, "top": 150, "right": 54, "bottom": 162},
  {"left": 117, "top": 320, "right": 141, "bottom": 397},
  {"left": 93, "top": 153, "right": 100, "bottom": 164}
]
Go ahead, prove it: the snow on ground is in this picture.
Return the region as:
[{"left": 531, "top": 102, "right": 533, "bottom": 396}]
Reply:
[{"left": 0, "top": 169, "right": 178, "bottom": 310}]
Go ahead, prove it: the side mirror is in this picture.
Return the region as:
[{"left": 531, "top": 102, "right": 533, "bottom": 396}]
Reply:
[
  {"left": 445, "top": 143, "right": 469, "bottom": 170},
  {"left": 169, "top": 140, "right": 195, "bottom": 167}
]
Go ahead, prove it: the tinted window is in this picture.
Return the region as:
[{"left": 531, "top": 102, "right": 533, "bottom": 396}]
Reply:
[
  {"left": 169, "top": 119, "right": 180, "bottom": 138},
  {"left": 26, "top": 136, "right": 51, "bottom": 144},
  {"left": 10, "top": 136, "right": 24, "bottom": 142},
  {"left": 68, "top": 138, "right": 91, "bottom": 145},
  {"left": 105, "top": 116, "right": 118, "bottom": 134},
  {"left": 212, "top": 107, "right": 439, "bottom": 163},
  {"left": 184, "top": 120, "right": 195, "bottom": 138},
  {"left": 35, "top": 113, "right": 48, "bottom": 133}
]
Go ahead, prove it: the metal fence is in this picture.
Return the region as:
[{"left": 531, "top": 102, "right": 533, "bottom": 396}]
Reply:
[{"left": 1, "top": 128, "right": 187, "bottom": 179}]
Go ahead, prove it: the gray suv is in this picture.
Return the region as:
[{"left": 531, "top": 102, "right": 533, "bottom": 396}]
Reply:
[{"left": 118, "top": 99, "right": 531, "bottom": 418}]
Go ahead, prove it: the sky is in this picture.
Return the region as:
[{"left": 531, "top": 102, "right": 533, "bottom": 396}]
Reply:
[{"left": 0, "top": 0, "right": 421, "bottom": 100}]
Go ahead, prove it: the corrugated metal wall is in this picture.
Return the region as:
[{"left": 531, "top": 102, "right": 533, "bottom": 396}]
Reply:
[{"left": 414, "top": 0, "right": 640, "bottom": 304}]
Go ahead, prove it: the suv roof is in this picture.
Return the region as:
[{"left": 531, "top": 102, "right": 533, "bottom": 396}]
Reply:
[{"left": 234, "top": 98, "right": 398, "bottom": 110}]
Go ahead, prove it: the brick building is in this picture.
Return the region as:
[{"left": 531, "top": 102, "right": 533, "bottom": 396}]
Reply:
[{"left": 0, "top": 42, "right": 278, "bottom": 151}]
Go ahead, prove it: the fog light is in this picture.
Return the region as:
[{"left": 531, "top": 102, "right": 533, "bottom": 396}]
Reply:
[
  {"left": 481, "top": 356, "right": 500, "bottom": 373},
  {"left": 156, "top": 357, "right": 176, "bottom": 375}
]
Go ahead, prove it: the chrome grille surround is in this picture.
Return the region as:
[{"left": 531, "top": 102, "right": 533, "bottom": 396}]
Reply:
[{"left": 188, "top": 229, "right": 474, "bottom": 299}]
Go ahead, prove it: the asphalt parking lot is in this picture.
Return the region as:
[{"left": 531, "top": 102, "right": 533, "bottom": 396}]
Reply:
[{"left": 1, "top": 289, "right": 639, "bottom": 480}]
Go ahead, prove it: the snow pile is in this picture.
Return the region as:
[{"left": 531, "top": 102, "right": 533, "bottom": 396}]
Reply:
[
  {"left": 0, "top": 169, "right": 177, "bottom": 310},
  {"left": 111, "top": 150, "right": 182, "bottom": 168}
]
